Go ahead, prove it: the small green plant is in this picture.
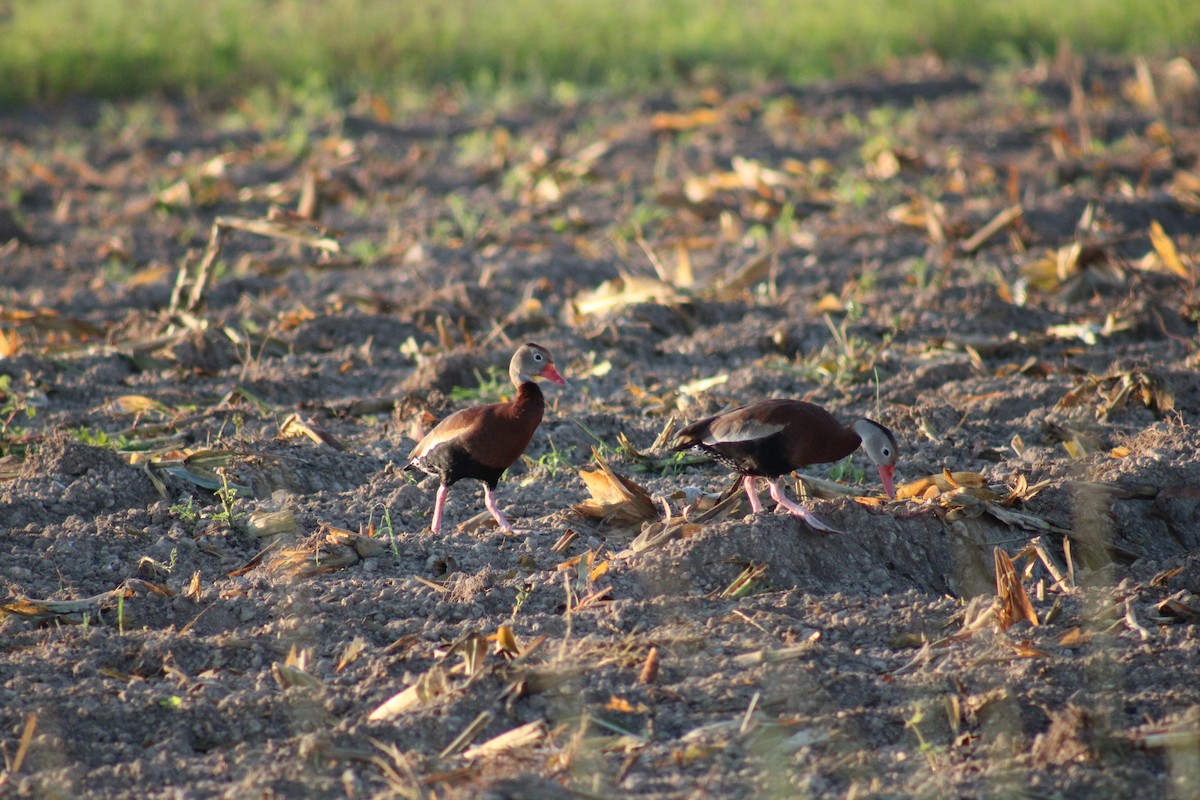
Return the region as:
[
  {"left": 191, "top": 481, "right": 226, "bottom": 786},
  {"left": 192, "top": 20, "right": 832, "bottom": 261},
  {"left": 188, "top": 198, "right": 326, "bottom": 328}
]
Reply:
[
  {"left": 840, "top": 111, "right": 865, "bottom": 136},
  {"left": 827, "top": 460, "right": 867, "bottom": 485},
  {"left": 771, "top": 201, "right": 797, "bottom": 245},
  {"left": 0, "top": 374, "right": 37, "bottom": 456},
  {"left": 834, "top": 172, "right": 875, "bottom": 208},
  {"left": 522, "top": 437, "right": 572, "bottom": 477},
  {"left": 370, "top": 505, "right": 400, "bottom": 560},
  {"left": 441, "top": 194, "right": 487, "bottom": 245},
  {"left": 904, "top": 705, "right": 946, "bottom": 782},
  {"left": 170, "top": 497, "right": 200, "bottom": 524},
  {"left": 655, "top": 449, "right": 704, "bottom": 477},
  {"left": 384, "top": 507, "right": 400, "bottom": 559},
  {"left": 449, "top": 367, "right": 508, "bottom": 404},
  {"left": 766, "top": 313, "right": 891, "bottom": 387},
  {"left": 102, "top": 256, "right": 136, "bottom": 284},
  {"left": 719, "top": 563, "right": 768, "bottom": 600},
  {"left": 159, "top": 695, "right": 184, "bottom": 710},
  {"left": 816, "top": 313, "right": 891, "bottom": 385},
  {"left": 212, "top": 467, "right": 241, "bottom": 531},
  {"left": 172, "top": 477, "right": 249, "bottom": 533},
  {"left": 908, "top": 257, "right": 932, "bottom": 291},
  {"left": 348, "top": 238, "right": 385, "bottom": 265},
  {"left": 853, "top": 269, "right": 879, "bottom": 295},
  {"left": 69, "top": 426, "right": 132, "bottom": 449},
  {"left": 453, "top": 128, "right": 498, "bottom": 168},
  {"left": 614, "top": 201, "right": 670, "bottom": 242},
  {"left": 139, "top": 547, "right": 178, "bottom": 575},
  {"left": 225, "top": 386, "right": 273, "bottom": 418},
  {"left": 511, "top": 581, "right": 533, "bottom": 619}
]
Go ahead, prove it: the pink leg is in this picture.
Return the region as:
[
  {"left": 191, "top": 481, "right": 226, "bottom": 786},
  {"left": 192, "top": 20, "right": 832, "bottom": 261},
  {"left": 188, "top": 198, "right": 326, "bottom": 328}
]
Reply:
[
  {"left": 766, "top": 479, "right": 841, "bottom": 534},
  {"left": 483, "top": 485, "right": 512, "bottom": 532},
  {"left": 431, "top": 484, "right": 449, "bottom": 533},
  {"left": 742, "top": 475, "right": 764, "bottom": 514}
]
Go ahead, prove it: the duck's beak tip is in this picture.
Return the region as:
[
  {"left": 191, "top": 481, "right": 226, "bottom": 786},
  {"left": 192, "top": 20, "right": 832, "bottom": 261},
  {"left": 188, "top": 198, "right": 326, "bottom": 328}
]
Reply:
[{"left": 878, "top": 464, "right": 896, "bottom": 500}]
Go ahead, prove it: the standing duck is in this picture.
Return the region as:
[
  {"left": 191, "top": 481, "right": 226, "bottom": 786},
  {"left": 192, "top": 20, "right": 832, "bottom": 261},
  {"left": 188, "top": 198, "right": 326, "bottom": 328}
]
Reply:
[
  {"left": 407, "top": 343, "right": 567, "bottom": 533},
  {"left": 672, "top": 399, "right": 897, "bottom": 532}
]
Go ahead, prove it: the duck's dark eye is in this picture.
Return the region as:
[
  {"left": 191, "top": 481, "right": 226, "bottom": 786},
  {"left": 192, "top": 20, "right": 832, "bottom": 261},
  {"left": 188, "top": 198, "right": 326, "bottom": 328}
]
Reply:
[{"left": 534, "top": 352, "right": 543, "bottom": 361}]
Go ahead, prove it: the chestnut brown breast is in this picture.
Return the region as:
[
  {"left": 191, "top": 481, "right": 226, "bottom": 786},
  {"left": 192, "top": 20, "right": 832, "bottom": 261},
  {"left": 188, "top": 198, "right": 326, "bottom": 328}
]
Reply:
[{"left": 408, "top": 382, "right": 545, "bottom": 486}]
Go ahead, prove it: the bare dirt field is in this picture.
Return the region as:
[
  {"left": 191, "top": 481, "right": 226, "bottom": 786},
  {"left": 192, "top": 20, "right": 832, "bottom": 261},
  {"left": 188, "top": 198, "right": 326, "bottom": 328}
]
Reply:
[{"left": 3, "top": 55, "right": 1200, "bottom": 799}]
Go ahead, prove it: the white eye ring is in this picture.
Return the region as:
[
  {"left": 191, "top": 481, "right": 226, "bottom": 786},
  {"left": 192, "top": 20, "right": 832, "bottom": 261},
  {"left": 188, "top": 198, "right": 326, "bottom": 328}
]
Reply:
[{"left": 534, "top": 352, "right": 543, "bottom": 361}]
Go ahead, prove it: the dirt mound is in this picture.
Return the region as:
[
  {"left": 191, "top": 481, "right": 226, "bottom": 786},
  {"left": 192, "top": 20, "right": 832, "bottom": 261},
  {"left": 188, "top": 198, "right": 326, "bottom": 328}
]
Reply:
[
  {"left": 2, "top": 431, "right": 160, "bottom": 528},
  {"left": 629, "top": 505, "right": 972, "bottom": 598}
]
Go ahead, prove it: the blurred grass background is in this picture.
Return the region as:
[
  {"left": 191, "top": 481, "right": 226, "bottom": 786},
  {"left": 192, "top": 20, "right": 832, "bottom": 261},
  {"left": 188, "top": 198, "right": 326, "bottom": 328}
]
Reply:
[{"left": 0, "top": 0, "right": 1197, "bottom": 107}]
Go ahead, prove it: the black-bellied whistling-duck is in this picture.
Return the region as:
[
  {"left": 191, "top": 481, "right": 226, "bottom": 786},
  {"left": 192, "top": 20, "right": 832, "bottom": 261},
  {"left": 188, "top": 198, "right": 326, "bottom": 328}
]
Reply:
[
  {"left": 672, "top": 399, "right": 898, "bottom": 532},
  {"left": 406, "top": 343, "right": 567, "bottom": 533}
]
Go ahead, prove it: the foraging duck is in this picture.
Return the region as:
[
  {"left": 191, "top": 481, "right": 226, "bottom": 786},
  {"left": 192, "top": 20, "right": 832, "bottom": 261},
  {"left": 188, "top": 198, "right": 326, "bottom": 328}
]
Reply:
[
  {"left": 407, "top": 343, "right": 567, "bottom": 533},
  {"left": 672, "top": 399, "right": 897, "bottom": 532}
]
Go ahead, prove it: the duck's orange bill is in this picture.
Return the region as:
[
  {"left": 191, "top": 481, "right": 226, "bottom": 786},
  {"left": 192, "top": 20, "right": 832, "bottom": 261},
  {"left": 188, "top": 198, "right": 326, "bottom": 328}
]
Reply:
[
  {"left": 540, "top": 363, "right": 568, "bottom": 387},
  {"left": 878, "top": 464, "right": 896, "bottom": 499}
]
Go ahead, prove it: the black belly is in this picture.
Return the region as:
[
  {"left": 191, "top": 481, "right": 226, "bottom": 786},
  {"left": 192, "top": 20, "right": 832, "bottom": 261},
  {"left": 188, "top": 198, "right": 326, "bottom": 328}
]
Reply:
[
  {"left": 700, "top": 433, "right": 794, "bottom": 478},
  {"left": 410, "top": 442, "right": 507, "bottom": 488}
]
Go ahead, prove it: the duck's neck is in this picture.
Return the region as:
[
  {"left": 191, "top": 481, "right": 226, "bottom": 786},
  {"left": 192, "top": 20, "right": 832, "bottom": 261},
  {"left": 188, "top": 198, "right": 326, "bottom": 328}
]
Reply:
[
  {"left": 824, "top": 423, "right": 863, "bottom": 463},
  {"left": 509, "top": 380, "right": 546, "bottom": 425}
]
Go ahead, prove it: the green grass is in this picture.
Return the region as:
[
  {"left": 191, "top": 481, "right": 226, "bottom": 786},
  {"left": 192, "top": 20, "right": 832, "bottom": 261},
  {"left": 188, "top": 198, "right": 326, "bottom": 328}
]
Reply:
[
  {"left": 0, "top": 373, "right": 37, "bottom": 457},
  {"left": 0, "top": 0, "right": 1196, "bottom": 107},
  {"left": 449, "top": 366, "right": 509, "bottom": 404},
  {"left": 68, "top": 426, "right": 133, "bottom": 450},
  {"left": 521, "top": 436, "right": 574, "bottom": 477}
]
